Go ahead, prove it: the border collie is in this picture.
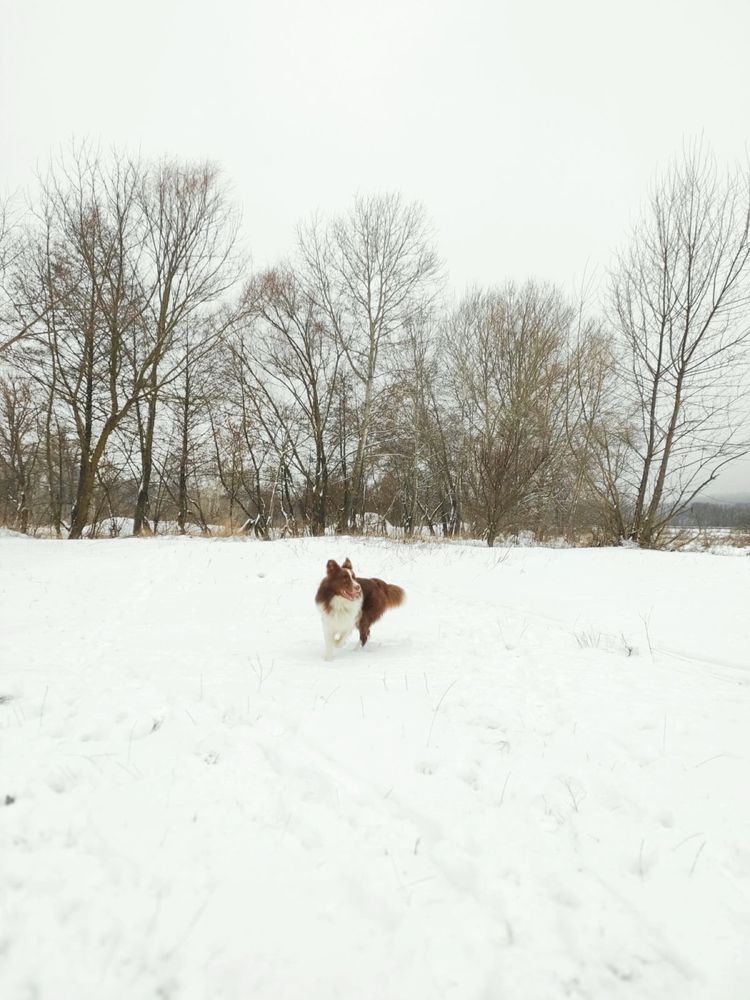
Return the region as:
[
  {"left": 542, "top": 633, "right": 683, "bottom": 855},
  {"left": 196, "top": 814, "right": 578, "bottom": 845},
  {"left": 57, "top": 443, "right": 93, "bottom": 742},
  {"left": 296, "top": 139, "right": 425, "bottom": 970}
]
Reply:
[{"left": 315, "top": 557, "right": 405, "bottom": 661}]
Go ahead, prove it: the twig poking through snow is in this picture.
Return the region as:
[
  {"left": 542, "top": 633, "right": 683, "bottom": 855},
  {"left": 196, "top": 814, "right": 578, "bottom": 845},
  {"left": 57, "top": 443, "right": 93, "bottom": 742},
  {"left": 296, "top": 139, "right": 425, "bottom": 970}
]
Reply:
[
  {"left": 640, "top": 610, "right": 654, "bottom": 661},
  {"left": 575, "top": 629, "right": 601, "bottom": 649},
  {"left": 165, "top": 887, "right": 216, "bottom": 959},
  {"left": 38, "top": 685, "right": 49, "bottom": 732},
  {"left": 672, "top": 831, "right": 704, "bottom": 851},
  {"left": 563, "top": 777, "right": 585, "bottom": 813},
  {"left": 499, "top": 771, "right": 511, "bottom": 806},
  {"left": 694, "top": 752, "right": 735, "bottom": 768},
  {"left": 250, "top": 655, "right": 275, "bottom": 693},
  {"left": 426, "top": 679, "right": 457, "bottom": 748},
  {"left": 690, "top": 840, "right": 707, "bottom": 875},
  {"left": 385, "top": 850, "right": 405, "bottom": 891}
]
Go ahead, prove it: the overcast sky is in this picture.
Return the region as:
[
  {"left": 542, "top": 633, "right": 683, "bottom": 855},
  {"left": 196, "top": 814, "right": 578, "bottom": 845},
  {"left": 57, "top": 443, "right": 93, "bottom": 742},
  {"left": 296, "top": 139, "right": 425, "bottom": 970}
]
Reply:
[{"left": 2, "top": 0, "right": 749, "bottom": 493}]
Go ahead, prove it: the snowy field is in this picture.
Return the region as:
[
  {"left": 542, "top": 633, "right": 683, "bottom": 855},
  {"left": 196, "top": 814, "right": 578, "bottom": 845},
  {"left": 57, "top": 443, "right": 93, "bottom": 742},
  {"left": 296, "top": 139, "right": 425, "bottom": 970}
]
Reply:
[{"left": 1, "top": 535, "right": 749, "bottom": 1000}]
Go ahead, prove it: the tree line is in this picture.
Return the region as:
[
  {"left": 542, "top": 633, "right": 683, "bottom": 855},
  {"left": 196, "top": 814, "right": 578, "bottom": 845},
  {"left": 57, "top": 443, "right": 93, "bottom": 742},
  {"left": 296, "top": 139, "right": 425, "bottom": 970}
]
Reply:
[{"left": 1, "top": 142, "right": 749, "bottom": 545}]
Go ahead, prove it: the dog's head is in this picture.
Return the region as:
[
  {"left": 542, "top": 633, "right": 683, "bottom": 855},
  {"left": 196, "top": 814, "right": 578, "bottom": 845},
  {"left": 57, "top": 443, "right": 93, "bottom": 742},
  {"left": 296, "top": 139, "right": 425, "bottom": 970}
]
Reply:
[{"left": 324, "top": 558, "right": 362, "bottom": 601}]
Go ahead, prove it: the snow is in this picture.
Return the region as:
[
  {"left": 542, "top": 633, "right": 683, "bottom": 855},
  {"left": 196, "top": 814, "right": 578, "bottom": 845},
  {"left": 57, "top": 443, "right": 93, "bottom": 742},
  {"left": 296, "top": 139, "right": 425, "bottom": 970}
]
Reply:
[
  {"left": 1, "top": 536, "right": 749, "bottom": 999},
  {"left": 33, "top": 518, "right": 221, "bottom": 539}
]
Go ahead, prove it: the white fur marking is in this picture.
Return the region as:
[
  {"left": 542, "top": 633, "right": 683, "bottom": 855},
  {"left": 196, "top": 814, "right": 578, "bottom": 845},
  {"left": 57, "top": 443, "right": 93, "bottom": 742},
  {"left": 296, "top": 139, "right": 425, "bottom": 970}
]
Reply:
[{"left": 318, "top": 593, "right": 363, "bottom": 660}]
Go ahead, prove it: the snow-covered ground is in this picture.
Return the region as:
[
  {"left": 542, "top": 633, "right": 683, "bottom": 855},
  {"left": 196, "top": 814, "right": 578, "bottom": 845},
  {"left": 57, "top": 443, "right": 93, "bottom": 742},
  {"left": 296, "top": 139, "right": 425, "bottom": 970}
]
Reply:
[{"left": 1, "top": 536, "right": 749, "bottom": 999}]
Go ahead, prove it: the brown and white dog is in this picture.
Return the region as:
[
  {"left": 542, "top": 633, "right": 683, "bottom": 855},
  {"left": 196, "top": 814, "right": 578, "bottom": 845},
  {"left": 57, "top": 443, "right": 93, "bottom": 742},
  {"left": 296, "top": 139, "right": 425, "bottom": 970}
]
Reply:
[{"left": 315, "top": 557, "right": 405, "bottom": 661}]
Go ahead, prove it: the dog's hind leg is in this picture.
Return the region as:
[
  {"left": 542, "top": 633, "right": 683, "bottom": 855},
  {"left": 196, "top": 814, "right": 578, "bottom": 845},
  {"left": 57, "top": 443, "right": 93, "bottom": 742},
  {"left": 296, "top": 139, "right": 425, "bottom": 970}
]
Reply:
[{"left": 358, "top": 617, "right": 371, "bottom": 647}]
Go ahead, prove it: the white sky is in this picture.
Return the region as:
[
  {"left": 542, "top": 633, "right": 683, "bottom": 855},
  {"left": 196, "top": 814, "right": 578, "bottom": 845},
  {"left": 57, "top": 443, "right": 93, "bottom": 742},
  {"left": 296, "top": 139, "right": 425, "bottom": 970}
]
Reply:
[{"left": 2, "top": 0, "right": 750, "bottom": 494}]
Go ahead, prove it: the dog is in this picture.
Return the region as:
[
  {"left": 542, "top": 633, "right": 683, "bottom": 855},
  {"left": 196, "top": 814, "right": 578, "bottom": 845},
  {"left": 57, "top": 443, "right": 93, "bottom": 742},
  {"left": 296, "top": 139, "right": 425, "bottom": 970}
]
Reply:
[{"left": 315, "top": 557, "right": 405, "bottom": 661}]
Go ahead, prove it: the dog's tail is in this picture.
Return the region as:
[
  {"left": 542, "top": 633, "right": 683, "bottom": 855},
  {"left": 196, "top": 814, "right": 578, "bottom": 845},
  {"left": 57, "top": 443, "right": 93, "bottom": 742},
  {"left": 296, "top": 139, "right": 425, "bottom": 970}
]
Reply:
[{"left": 383, "top": 583, "right": 405, "bottom": 608}]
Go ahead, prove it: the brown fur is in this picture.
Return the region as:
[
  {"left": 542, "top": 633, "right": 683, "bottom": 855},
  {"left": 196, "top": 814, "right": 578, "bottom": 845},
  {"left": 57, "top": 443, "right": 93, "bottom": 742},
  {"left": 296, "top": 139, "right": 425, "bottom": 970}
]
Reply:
[
  {"left": 315, "top": 557, "right": 405, "bottom": 648},
  {"left": 315, "top": 558, "right": 363, "bottom": 610},
  {"left": 343, "top": 557, "right": 405, "bottom": 646}
]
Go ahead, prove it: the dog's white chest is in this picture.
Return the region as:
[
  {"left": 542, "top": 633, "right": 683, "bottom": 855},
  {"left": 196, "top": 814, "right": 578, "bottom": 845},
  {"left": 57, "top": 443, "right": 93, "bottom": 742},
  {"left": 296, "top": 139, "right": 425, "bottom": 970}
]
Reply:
[
  {"left": 318, "top": 593, "right": 364, "bottom": 660},
  {"left": 321, "top": 594, "right": 363, "bottom": 631}
]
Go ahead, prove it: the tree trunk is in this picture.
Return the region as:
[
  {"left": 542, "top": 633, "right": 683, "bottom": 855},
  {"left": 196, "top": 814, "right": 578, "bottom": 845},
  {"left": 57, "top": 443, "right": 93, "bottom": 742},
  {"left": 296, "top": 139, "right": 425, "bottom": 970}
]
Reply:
[
  {"left": 133, "top": 363, "right": 158, "bottom": 535},
  {"left": 69, "top": 322, "right": 95, "bottom": 539},
  {"left": 177, "top": 364, "right": 190, "bottom": 535},
  {"left": 312, "top": 443, "right": 328, "bottom": 536},
  {"left": 347, "top": 344, "right": 377, "bottom": 530},
  {"left": 69, "top": 459, "right": 96, "bottom": 539}
]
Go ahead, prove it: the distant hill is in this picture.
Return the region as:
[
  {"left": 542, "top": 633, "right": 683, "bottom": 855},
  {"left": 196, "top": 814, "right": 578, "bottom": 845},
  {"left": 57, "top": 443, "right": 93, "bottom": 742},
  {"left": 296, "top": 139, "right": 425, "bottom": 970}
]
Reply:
[
  {"left": 674, "top": 498, "right": 750, "bottom": 528},
  {"left": 702, "top": 491, "right": 750, "bottom": 505}
]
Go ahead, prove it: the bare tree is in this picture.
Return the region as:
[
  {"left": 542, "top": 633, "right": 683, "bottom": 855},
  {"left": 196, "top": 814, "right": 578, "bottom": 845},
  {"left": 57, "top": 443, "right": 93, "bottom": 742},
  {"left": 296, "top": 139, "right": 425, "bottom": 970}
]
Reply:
[
  {"left": 41, "top": 149, "right": 145, "bottom": 538},
  {"left": 0, "top": 195, "right": 62, "bottom": 358},
  {"left": 563, "top": 320, "right": 628, "bottom": 540},
  {"left": 16, "top": 148, "right": 177, "bottom": 537},
  {"left": 0, "top": 375, "right": 41, "bottom": 532},
  {"left": 131, "top": 161, "right": 240, "bottom": 534},
  {"left": 299, "top": 193, "right": 442, "bottom": 528},
  {"left": 235, "top": 266, "right": 342, "bottom": 534},
  {"left": 162, "top": 316, "right": 227, "bottom": 535},
  {"left": 611, "top": 143, "right": 750, "bottom": 545},
  {"left": 220, "top": 323, "right": 305, "bottom": 538},
  {"left": 446, "top": 283, "right": 571, "bottom": 546},
  {"left": 371, "top": 310, "right": 452, "bottom": 535},
  {"left": 0, "top": 197, "right": 19, "bottom": 356}
]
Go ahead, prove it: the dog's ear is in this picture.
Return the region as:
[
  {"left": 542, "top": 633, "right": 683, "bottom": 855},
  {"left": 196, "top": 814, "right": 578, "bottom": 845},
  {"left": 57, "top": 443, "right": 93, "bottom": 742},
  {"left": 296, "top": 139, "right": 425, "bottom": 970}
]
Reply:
[
  {"left": 342, "top": 557, "right": 353, "bottom": 571},
  {"left": 326, "top": 559, "right": 340, "bottom": 575}
]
